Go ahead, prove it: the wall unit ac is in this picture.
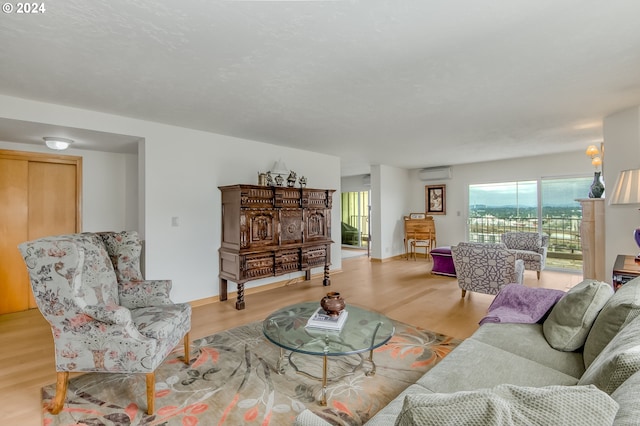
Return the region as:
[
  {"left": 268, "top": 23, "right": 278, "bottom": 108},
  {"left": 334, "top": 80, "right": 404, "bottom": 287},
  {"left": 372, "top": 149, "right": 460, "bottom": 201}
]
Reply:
[{"left": 418, "top": 166, "right": 452, "bottom": 181}]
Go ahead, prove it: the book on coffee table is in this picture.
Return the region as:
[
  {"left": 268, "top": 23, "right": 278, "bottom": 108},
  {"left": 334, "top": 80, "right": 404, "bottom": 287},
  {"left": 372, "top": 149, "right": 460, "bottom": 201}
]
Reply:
[{"left": 305, "top": 307, "right": 349, "bottom": 331}]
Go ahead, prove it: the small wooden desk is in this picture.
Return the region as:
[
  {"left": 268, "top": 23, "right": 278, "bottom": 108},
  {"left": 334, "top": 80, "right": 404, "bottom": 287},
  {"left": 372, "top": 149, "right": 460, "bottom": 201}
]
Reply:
[
  {"left": 404, "top": 216, "right": 436, "bottom": 259},
  {"left": 612, "top": 254, "right": 640, "bottom": 291}
]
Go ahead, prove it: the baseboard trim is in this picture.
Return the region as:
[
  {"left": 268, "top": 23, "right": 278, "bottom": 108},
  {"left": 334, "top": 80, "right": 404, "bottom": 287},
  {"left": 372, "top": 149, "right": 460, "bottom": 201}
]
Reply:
[{"left": 370, "top": 254, "right": 405, "bottom": 263}]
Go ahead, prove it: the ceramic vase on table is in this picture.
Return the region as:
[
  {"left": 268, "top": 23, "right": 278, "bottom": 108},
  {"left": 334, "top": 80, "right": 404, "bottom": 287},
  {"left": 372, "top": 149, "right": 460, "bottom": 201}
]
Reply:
[
  {"left": 320, "top": 292, "right": 345, "bottom": 317},
  {"left": 589, "top": 171, "right": 605, "bottom": 198}
]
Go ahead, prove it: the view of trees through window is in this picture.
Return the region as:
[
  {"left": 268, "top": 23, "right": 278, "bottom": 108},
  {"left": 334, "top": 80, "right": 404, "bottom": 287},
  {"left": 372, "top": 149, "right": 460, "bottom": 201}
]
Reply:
[{"left": 468, "top": 177, "right": 592, "bottom": 270}]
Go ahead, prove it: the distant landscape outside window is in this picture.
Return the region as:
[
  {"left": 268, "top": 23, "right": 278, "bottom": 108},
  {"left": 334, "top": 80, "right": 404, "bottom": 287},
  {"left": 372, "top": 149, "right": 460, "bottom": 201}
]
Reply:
[
  {"left": 341, "top": 191, "right": 369, "bottom": 247},
  {"left": 468, "top": 177, "right": 592, "bottom": 270}
]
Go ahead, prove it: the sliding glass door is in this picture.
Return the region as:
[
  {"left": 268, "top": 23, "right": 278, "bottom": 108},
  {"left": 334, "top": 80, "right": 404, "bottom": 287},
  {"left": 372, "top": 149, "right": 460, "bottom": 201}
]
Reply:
[
  {"left": 341, "top": 191, "right": 370, "bottom": 248},
  {"left": 468, "top": 176, "right": 591, "bottom": 270}
]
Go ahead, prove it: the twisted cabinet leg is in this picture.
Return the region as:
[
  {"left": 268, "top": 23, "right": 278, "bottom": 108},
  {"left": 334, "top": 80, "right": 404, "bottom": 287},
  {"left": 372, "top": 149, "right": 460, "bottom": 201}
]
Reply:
[
  {"left": 235, "top": 283, "right": 245, "bottom": 310},
  {"left": 48, "top": 371, "right": 69, "bottom": 414},
  {"left": 323, "top": 263, "right": 331, "bottom": 286}
]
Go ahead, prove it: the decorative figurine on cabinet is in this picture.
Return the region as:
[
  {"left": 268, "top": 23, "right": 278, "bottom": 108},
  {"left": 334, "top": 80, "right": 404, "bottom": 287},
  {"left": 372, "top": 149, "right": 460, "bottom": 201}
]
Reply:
[
  {"left": 274, "top": 174, "right": 284, "bottom": 186},
  {"left": 287, "top": 171, "right": 297, "bottom": 187},
  {"left": 299, "top": 176, "right": 307, "bottom": 188},
  {"left": 266, "top": 171, "right": 274, "bottom": 186}
]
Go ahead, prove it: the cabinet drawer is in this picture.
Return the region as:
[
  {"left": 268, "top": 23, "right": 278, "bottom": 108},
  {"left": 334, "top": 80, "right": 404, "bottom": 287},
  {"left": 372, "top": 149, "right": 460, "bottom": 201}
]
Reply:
[
  {"left": 274, "top": 187, "right": 301, "bottom": 208},
  {"left": 242, "top": 252, "right": 275, "bottom": 280},
  {"left": 303, "top": 245, "right": 329, "bottom": 268},
  {"left": 302, "top": 189, "right": 332, "bottom": 208},
  {"left": 276, "top": 249, "right": 301, "bottom": 274},
  {"left": 240, "top": 187, "right": 275, "bottom": 208}
]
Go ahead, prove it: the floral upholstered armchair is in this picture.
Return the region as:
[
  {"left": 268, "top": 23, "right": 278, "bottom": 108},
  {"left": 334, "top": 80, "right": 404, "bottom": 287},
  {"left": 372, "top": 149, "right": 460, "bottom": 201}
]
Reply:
[
  {"left": 18, "top": 231, "right": 191, "bottom": 415},
  {"left": 500, "top": 231, "right": 549, "bottom": 279},
  {"left": 451, "top": 242, "right": 525, "bottom": 298}
]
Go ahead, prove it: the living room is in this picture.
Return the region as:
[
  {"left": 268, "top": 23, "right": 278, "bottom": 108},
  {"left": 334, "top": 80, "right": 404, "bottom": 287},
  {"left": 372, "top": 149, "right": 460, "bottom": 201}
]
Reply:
[{"left": 2, "top": 2, "right": 640, "bottom": 424}]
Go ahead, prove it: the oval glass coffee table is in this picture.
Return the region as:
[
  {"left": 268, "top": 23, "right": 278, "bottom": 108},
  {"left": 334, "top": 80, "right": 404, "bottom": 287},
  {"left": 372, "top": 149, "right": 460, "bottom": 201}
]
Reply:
[{"left": 263, "top": 301, "right": 395, "bottom": 405}]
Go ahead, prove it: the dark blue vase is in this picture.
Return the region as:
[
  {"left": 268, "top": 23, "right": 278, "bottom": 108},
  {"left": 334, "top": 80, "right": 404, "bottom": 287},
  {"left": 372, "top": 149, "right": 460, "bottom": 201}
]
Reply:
[{"left": 589, "top": 171, "right": 604, "bottom": 198}]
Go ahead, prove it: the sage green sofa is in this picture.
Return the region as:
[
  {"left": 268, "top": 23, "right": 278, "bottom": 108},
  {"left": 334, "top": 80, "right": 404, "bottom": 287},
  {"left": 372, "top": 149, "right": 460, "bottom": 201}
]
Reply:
[{"left": 295, "top": 277, "right": 640, "bottom": 425}]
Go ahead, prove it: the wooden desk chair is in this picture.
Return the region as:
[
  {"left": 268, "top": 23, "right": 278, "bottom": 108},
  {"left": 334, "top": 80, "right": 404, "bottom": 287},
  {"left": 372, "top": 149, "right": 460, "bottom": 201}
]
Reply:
[{"left": 410, "top": 230, "right": 435, "bottom": 260}]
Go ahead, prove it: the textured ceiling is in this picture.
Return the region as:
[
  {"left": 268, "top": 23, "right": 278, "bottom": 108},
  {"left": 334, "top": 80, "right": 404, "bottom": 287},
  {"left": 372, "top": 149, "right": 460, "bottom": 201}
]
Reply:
[{"left": 1, "top": 1, "right": 640, "bottom": 175}]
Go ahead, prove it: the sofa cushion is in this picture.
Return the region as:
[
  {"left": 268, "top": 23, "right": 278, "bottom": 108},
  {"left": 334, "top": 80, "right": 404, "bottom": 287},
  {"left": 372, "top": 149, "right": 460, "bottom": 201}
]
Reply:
[
  {"left": 578, "top": 315, "right": 640, "bottom": 394},
  {"left": 611, "top": 370, "right": 640, "bottom": 425},
  {"left": 543, "top": 279, "right": 612, "bottom": 351},
  {"left": 366, "top": 384, "right": 433, "bottom": 426},
  {"left": 510, "top": 249, "right": 543, "bottom": 263},
  {"left": 394, "top": 385, "right": 618, "bottom": 426},
  {"left": 472, "top": 323, "right": 585, "bottom": 378},
  {"left": 584, "top": 277, "right": 640, "bottom": 368},
  {"left": 416, "top": 339, "right": 579, "bottom": 393}
]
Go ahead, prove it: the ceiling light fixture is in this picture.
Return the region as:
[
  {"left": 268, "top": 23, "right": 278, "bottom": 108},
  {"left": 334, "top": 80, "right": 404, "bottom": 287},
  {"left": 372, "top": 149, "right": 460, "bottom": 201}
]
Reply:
[{"left": 43, "top": 137, "right": 74, "bottom": 151}]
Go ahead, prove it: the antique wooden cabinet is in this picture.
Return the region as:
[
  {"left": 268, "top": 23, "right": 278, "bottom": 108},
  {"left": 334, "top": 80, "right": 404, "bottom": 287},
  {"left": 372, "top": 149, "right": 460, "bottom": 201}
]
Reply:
[{"left": 218, "top": 184, "right": 335, "bottom": 309}]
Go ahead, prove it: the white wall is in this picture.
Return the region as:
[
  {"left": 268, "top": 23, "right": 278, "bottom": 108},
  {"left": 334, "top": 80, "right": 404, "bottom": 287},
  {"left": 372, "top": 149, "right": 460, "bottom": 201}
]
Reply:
[
  {"left": 603, "top": 106, "right": 640, "bottom": 275},
  {"left": 341, "top": 174, "right": 370, "bottom": 193},
  {"left": 406, "top": 151, "right": 594, "bottom": 249},
  {"left": 0, "top": 140, "right": 136, "bottom": 232},
  {"left": 370, "top": 164, "right": 411, "bottom": 259},
  {"left": 0, "top": 95, "right": 341, "bottom": 304}
]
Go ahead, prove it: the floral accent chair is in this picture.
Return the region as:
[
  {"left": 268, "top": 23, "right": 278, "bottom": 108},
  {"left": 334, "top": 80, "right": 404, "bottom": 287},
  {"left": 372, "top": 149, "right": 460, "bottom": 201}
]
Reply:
[
  {"left": 18, "top": 232, "right": 191, "bottom": 415},
  {"left": 451, "top": 242, "right": 525, "bottom": 298},
  {"left": 500, "top": 232, "right": 549, "bottom": 279}
]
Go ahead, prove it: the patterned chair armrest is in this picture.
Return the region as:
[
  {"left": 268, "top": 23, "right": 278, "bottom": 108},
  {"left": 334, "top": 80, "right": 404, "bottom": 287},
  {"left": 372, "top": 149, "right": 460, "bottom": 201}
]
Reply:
[
  {"left": 512, "top": 259, "right": 525, "bottom": 284},
  {"left": 83, "top": 304, "right": 133, "bottom": 325},
  {"left": 541, "top": 235, "right": 550, "bottom": 248},
  {"left": 119, "top": 279, "right": 173, "bottom": 309}
]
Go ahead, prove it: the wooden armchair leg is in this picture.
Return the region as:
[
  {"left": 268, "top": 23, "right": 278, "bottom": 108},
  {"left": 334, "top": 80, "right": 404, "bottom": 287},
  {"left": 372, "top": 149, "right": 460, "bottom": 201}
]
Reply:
[
  {"left": 183, "top": 332, "right": 191, "bottom": 365},
  {"left": 537, "top": 271, "right": 541, "bottom": 279},
  {"left": 461, "top": 289, "right": 467, "bottom": 298},
  {"left": 47, "top": 371, "right": 69, "bottom": 414},
  {"left": 146, "top": 372, "right": 155, "bottom": 415}
]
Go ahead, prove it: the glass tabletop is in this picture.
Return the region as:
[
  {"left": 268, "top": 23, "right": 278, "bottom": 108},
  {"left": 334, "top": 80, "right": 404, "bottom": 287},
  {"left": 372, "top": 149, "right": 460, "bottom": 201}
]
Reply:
[{"left": 262, "top": 302, "right": 395, "bottom": 356}]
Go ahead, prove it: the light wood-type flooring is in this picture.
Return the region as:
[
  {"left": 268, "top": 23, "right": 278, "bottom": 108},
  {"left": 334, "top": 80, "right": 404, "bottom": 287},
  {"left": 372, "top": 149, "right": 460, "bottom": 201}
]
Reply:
[{"left": 0, "top": 255, "right": 584, "bottom": 425}]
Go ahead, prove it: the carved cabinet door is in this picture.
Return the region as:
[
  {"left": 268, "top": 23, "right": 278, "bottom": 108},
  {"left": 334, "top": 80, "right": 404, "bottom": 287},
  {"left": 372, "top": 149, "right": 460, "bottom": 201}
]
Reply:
[
  {"left": 303, "top": 209, "right": 330, "bottom": 242},
  {"left": 241, "top": 210, "right": 278, "bottom": 249},
  {"left": 279, "top": 209, "right": 303, "bottom": 245}
]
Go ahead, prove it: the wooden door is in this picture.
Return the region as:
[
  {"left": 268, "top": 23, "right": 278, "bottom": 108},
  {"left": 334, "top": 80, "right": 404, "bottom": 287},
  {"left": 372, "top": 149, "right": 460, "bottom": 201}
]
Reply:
[
  {"left": 0, "top": 158, "right": 29, "bottom": 314},
  {"left": 0, "top": 150, "right": 82, "bottom": 314}
]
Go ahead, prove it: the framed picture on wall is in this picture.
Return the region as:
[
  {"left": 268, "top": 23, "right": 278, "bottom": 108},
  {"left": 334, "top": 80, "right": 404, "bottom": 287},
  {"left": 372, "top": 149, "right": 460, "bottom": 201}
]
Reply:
[{"left": 426, "top": 184, "right": 446, "bottom": 215}]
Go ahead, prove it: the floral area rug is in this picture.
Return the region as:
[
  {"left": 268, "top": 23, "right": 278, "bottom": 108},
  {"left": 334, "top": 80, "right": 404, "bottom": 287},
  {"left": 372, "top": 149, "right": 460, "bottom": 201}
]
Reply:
[{"left": 42, "top": 319, "right": 461, "bottom": 425}]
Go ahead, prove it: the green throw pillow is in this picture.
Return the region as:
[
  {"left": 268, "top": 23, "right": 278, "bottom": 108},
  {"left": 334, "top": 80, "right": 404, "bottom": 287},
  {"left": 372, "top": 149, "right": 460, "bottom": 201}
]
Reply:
[
  {"left": 583, "top": 277, "right": 640, "bottom": 368},
  {"left": 394, "top": 385, "right": 618, "bottom": 426},
  {"left": 542, "top": 280, "right": 613, "bottom": 351},
  {"left": 611, "top": 370, "right": 640, "bottom": 425},
  {"left": 578, "top": 315, "right": 640, "bottom": 394}
]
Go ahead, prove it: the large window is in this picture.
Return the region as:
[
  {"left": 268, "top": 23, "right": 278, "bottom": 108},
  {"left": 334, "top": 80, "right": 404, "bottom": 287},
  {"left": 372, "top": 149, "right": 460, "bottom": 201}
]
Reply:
[
  {"left": 469, "top": 181, "right": 538, "bottom": 243},
  {"left": 468, "top": 177, "right": 592, "bottom": 270}
]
